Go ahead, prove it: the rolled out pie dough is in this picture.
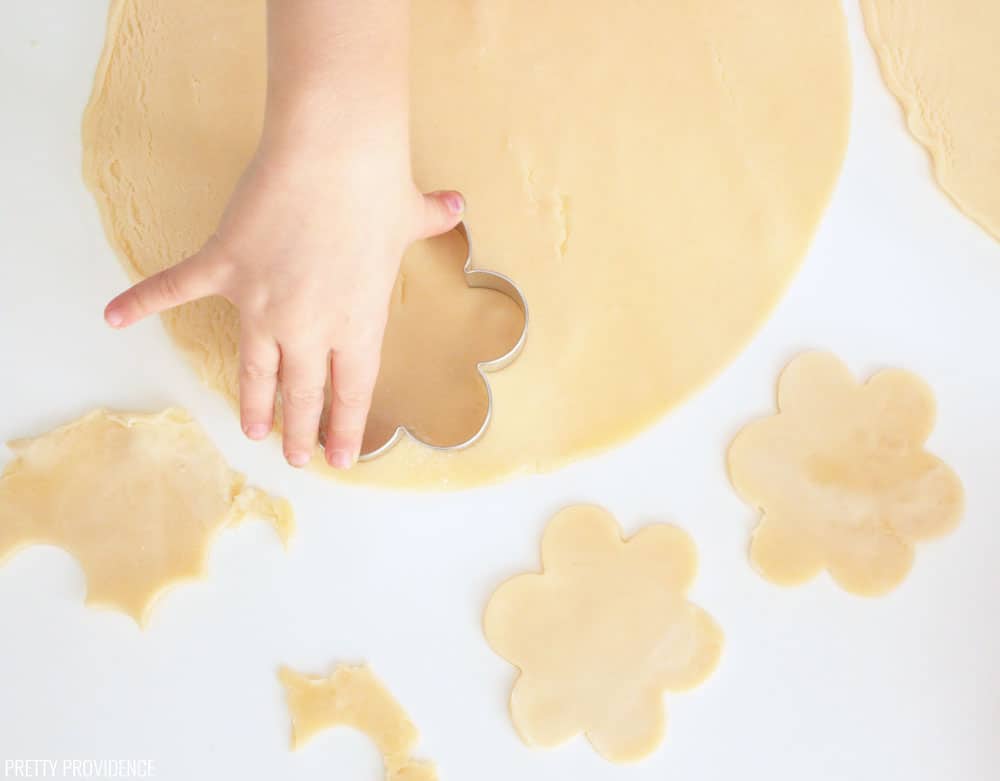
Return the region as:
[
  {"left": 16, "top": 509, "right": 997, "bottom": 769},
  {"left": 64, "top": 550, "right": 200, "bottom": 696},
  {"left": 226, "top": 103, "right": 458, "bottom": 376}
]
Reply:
[
  {"left": 728, "top": 352, "right": 964, "bottom": 596},
  {"left": 0, "top": 409, "right": 293, "bottom": 625},
  {"left": 862, "top": 0, "right": 1000, "bottom": 241},
  {"left": 280, "top": 665, "right": 437, "bottom": 781},
  {"left": 483, "top": 506, "right": 723, "bottom": 763},
  {"left": 83, "top": 0, "right": 851, "bottom": 488}
]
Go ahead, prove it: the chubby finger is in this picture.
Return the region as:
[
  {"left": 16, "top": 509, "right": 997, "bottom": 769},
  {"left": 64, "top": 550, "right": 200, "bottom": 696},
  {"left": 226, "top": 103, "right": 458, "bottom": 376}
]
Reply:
[
  {"left": 323, "top": 346, "right": 381, "bottom": 469},
  {"left": 239, "top": 329, "right": 280, "bottom": 441},
  {"left": 278, "top": 347, "right": 328, "bottom": 468},
  {"left": 416, "top": 190, "right": 464, "bottom": 241},
  {"left": 104, "top": 249, "right": 221, "bottom": 328}
]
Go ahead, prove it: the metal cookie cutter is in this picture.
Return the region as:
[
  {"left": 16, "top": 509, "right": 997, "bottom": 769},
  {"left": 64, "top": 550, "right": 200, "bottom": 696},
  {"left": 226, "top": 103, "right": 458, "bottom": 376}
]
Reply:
[{"left": 324, "top": 221, "right": 529, "bottom": 462}]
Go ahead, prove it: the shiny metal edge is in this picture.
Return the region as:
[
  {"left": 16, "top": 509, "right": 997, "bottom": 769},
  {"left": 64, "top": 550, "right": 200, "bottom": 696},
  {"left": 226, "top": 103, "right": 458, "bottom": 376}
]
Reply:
[{"left": 357, "top": 221, "right": 529, "bottom": 461}]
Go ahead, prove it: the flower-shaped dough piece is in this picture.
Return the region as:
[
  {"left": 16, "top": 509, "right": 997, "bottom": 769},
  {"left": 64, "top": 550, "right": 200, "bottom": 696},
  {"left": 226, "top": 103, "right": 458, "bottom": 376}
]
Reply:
[
  {"left": 728, "top": 352, "right": 964, "bottom": 596},
  {"left": 0, "top": 409, "right": 293, "bottom": 625},
  {"left": 279, "top": 665, "right": 437, "bottom": 781},
  {"left": 483, "top": 505, "right": 723, "bottom": 764}
]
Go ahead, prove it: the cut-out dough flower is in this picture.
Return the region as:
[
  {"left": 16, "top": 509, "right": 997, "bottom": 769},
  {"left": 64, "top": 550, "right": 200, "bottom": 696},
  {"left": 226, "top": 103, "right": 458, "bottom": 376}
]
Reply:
[
  {"left": 279, "top": 665, "right": 437, "bottom": 781},
  {"left": 728, "top": 352, "right": 964, "bottom": 596},
  {"left": 483, "top": 505, "right": 723, "bottom": 764},
  {"left": 0, "top": 409, "right": 293, "bottom": 625}
]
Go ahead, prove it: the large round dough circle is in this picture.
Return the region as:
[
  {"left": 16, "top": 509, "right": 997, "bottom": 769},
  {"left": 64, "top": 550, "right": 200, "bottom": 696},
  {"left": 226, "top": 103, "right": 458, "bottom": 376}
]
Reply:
[{"left": 84, "top": 0, "right": 851, "bottom": 489}]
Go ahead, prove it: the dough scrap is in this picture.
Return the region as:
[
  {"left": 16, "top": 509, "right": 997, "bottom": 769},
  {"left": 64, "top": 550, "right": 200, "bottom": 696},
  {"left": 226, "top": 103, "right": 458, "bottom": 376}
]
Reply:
[
  {"left": 862, "top": 0, "right": 1000, "bottom": 241},
  {"left": 83, "top": 0, "right": 851, "bottom": 489},
  {"left": 483, "top": 505, "right": 723, "bottom": 763},
  {"left": 728, "top": 352, "right": 964, "bottom": 596},
  {"left": 0, "top": 409, "right": 293, "bottom": 625},
  {"left": 279, "top": 665, "right": 437, "bottom": 781}
]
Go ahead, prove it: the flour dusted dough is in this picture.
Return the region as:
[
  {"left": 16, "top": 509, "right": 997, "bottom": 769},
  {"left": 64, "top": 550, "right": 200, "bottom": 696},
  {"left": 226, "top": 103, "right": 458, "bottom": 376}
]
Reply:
[
  {"left": 0, "top": 409, "right": 293, "bottom": 625},
  {"left": 279, "top": 665, "right": 437, "bottom": 781},
  {"left": 728, "top": 352, "right": 964, "bottom": 595},
  {"left": 483, "top": 506, "right": 723, "bottom": 763},
  {"left": 84, "top": 0, "right": 851, "bottom": 488},
  {"left": 862, "top": 0, "right": 1000, "bottom": 241}
]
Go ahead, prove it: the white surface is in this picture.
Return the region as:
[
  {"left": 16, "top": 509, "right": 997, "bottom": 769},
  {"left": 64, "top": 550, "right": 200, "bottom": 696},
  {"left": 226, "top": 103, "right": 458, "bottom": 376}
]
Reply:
[{"left": 1, "top": 3, "right": 998, "bottom": 780}]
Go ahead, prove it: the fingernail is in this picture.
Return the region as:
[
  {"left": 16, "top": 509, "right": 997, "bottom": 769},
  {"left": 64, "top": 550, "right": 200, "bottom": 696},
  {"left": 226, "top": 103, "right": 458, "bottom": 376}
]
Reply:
[
  {"left": 443, "top": 192, "right": 464, "bottom": 215},
  {"left": 245, "top": 423, "right": 269, "bottom": 440},
  {"left": 286, "top": 451, "right": 310, "bottom": 468},
  {"left": 329, "top": 449, "right": 354, "bottom": 470},
  {"left": 105, "top": 308, "right": 124, "bottom": 327}
]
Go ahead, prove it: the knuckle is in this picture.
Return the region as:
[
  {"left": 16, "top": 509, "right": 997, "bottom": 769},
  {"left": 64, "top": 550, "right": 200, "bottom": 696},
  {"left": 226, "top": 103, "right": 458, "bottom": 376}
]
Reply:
[
  {"left": 234, "top": 285, "right": 272, "bottom": 315},
  {"left": 333, "top": 387, "right": 371, "bottom": 410},
  {"left": 283, "top": 385, "right": 326, "bottom": 410},
  {"left": 241, "top": 361, "right": 278, "bottom": 381},
  {"left": 156, "top": 269, "right": 183, "bottom": 303}
]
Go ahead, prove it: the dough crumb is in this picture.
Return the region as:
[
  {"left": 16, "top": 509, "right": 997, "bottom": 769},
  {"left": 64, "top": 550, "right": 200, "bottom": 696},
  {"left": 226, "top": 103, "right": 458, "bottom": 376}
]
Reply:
[
  {"left": 0, "top": 408, "right": 293, "bottom": 625},
  {"left": 483, "top": 505, "right": 723, "bottom": 764},
  {"left": 279, "top": 665, "right": 437, "bottom": 781},
  {"left": 728, "top": 351, "right": 964, "bottom": 595}
]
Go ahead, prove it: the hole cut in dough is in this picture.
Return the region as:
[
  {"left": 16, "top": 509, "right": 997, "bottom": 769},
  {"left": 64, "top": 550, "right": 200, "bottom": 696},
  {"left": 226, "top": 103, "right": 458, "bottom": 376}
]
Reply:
[
  {"left": 483, "top": 505, "right": 723, "bottom": 764},
  {"left": 862, "top": 0, "right": 1000, "bottom": 241},
  {"left": 83, "top": 0, "right": 852, "bottom": 488},
  {"left": 332, "top": 228, "right": 526, "bottom": 457},
  {"left": 728, "top": 352, "right": 964, "bottom": 596},
  {"left": 279, "top": 665, "right": 437, "bottom": 781},
  {"left": 0, "top": 409, "right": 293, "bottom": 625}
]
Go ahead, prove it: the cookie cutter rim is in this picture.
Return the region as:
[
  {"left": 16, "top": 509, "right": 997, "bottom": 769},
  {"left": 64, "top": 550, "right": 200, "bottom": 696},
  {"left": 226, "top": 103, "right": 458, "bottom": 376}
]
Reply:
[{"left": 352, "top": 221, "right": 529, "bottom": 461}]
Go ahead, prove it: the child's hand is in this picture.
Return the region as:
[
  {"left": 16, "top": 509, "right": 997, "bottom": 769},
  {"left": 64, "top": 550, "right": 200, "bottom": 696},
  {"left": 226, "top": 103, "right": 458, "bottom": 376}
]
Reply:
[
  {"left": 104, "top": 0, "right": 459, "bottom": 470},
  {"left": 104, "top": 133, "right": 463, "bottom": 469}
]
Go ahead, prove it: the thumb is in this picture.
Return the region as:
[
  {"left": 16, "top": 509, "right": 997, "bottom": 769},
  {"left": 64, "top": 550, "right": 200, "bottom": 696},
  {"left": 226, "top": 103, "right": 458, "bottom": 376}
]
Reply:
[
  {"left": 416, "top": 190, "right": 465, "bottom": 240},
  {"left": 104, "top": 248, "right": 221, "bottom": 329}
]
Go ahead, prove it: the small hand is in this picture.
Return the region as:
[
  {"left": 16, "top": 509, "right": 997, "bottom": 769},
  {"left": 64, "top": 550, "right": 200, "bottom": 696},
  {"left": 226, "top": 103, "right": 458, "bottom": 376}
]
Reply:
[{"left": 104, "top": 136, "right": 463, "bottom": 469}]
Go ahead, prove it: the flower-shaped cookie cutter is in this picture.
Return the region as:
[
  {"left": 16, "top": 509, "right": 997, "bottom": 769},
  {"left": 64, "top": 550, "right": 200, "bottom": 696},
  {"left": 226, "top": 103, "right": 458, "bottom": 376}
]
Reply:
[{"left": 329, "top": 221, "right": 529, "bottom": 462}]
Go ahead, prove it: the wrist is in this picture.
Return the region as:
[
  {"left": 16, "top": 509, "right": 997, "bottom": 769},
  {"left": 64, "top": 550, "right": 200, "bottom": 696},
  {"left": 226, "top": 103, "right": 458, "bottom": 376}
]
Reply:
[{"left": 262, "top": 83, "right": 408, "bottom": 155}]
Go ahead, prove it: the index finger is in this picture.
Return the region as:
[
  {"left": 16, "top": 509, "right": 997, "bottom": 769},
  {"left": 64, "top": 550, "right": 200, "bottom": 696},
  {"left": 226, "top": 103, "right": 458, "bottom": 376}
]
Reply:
[{"left": 104, "top": 249, "right": 221, "bottom": 328}]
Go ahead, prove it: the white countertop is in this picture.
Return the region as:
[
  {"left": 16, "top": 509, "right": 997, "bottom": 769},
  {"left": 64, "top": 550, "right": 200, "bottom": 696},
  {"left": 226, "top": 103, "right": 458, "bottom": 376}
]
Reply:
[{"left": 1, "top": 3, "right": 997, "bottom": 780}]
